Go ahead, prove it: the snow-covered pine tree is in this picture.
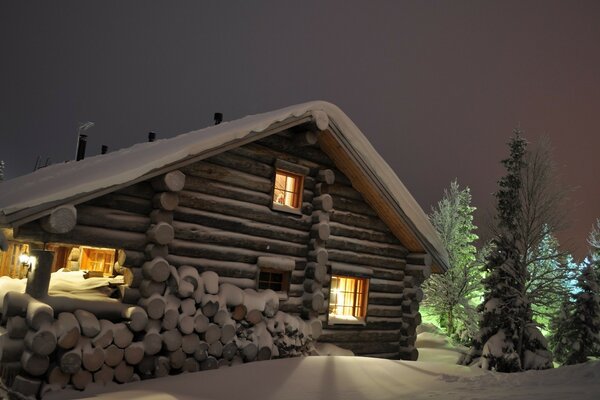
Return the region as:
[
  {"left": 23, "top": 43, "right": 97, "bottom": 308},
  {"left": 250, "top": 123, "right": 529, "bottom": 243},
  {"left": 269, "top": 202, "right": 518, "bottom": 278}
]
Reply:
[
  {"left": 423, "top": 180, "right": 480, "bottom": 342},
  {"left": 549, "top": 295, "right": 576, "bottom": 365},
  {"left": 552, "top": 264, "right": 600, "bottom": 365},
  {"left": 0, "top": 160, "right": 5, "bottom": 181},
  {"left": 461, "top": 130, "right": 553, "bottom": 371},
  {"left": 527, "top": 229, "right": 572, "bottom": 326}
]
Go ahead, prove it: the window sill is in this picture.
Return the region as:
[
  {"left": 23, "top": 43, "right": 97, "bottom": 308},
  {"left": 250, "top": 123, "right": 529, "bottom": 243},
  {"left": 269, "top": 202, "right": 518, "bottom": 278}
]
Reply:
[
  {"left": 327, "top": 315, "right": 367, "bottom": 326},
  {"left": 271, "top": 203, "right": 303, "bottom": 215}
]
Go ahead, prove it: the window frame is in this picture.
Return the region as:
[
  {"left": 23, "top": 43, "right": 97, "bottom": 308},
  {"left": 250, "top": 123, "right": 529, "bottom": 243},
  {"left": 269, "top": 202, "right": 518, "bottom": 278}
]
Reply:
[
  {"left": 257, "top": 267, "right": 290, "bottom": 293},
  {"left": 271, "top": 169, "right": 304, "bottom": 214},
  {"left": 80, "top": 246, "right": 117, "bottom": 277},
  {"left": 327, "top": 275, "right": 370, "bottom": 326}
]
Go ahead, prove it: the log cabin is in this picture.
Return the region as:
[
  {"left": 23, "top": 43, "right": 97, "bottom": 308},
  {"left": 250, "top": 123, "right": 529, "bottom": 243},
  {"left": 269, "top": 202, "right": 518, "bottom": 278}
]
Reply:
[{"left": 0, "top": 101, "right": 449, "bottom": 394}]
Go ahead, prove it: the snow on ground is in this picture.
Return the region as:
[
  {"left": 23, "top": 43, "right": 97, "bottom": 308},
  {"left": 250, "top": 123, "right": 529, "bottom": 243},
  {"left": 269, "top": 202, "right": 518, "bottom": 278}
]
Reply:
[{"left": 47, "top": 328, "right": 600, "bottom": 400}]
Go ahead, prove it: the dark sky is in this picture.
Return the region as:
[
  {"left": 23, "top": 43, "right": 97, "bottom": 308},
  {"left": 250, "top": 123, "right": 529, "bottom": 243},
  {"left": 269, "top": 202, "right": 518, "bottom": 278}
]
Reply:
[{"left": 1, "top": 1, "right": 599, "bottom": 259}]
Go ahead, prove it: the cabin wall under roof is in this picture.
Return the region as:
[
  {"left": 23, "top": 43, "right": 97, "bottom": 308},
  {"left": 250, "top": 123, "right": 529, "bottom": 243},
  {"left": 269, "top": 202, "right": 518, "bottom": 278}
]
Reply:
[{"left": 12, "top": 128, "right": 431, "bottom": 360}]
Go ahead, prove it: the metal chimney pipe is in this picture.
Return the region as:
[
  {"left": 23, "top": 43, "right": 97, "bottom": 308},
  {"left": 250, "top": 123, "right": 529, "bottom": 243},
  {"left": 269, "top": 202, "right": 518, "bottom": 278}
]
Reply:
[
  {"left": 101, "top": 145, "right": 108, "bottom": 154},
  {"left": 214, "top": 112, "right": 223, "bottom": 125},
  {"left": 76, "top": 134, "right": 88, "bottom": 161},
  {"left": 148, "top": 132, "right": 156, "bottom": 142}
]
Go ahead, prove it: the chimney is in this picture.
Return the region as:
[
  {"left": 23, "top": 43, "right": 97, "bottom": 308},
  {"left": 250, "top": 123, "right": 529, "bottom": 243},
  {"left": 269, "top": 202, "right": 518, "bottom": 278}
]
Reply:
[
  {"left": 148, "top": 132, "right": 156, "bottom": 142},
  {"left": 76, "top": 134, "right": 88, "bottom": 161},
  {"left": 214, "top": 112, "right": 223, "bottom": 125},
  {"left": 101, "top": 145, "right": 108, "bottom": 154}
]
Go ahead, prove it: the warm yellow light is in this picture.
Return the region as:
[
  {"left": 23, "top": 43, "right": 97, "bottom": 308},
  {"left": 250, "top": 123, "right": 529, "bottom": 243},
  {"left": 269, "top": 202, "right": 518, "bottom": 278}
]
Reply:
[{"left": 19, "top": 253, "right": 30, "bottom": 265}]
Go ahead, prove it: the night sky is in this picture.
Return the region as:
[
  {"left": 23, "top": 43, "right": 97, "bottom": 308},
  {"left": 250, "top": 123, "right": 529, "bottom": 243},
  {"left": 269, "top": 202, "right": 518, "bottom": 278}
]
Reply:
[{"left": 1, "top": 1, "right": 599, "bottom": 259}]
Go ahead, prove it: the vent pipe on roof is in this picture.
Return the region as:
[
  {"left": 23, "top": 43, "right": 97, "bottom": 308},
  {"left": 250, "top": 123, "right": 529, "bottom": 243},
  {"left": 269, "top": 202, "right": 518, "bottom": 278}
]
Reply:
[
  {"left": 101, "top": 145, "right": 108, "bottom": 154},
  {"left": 148, "top": 132, "right": 156, "bottom": 142},
  {"left": 214, "top": 112, "right": 223, "bottom": 125},
  {"left": 76, "top": 134, "right": 88, "bottom": 161}
]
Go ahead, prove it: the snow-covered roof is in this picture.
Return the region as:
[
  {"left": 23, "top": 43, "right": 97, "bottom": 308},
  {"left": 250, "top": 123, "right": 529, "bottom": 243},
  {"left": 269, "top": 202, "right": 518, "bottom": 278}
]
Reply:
[{"left": 0, "top": 101, "right": 449, "bottom": 271}]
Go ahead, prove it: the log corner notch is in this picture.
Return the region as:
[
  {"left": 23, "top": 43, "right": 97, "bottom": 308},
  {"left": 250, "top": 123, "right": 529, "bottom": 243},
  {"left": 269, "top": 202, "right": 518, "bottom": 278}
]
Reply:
[
  {"left": 40, "top": 205, "right": 77, "bottom": 234},
  {"left": 310, "top": 110, "right": 330, "bottom": 131}
]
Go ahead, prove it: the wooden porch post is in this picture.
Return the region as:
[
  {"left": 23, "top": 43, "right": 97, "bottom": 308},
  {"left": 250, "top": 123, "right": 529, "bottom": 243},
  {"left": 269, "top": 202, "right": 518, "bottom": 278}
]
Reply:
[{"left": 25, "top": 250, "right": 54, "bottom": 299}]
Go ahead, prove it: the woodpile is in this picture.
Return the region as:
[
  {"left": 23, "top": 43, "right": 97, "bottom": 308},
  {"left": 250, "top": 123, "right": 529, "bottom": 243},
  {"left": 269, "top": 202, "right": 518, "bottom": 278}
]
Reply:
[{"left": 0, "top": 274, "right": 320, "bottom": 398}]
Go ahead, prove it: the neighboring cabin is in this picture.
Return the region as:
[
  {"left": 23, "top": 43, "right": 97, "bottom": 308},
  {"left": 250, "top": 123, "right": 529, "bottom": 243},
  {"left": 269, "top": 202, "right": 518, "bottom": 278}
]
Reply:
[{"left": 0, "top": 101, "right": 449, "bottom": 362}]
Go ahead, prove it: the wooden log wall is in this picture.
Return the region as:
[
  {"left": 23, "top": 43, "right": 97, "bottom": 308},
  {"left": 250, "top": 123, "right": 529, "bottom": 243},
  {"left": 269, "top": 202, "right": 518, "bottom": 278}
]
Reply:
[
  {"left": 311, "top": 161, "right": 417, "bottom": 360},
  {"left": 11, "top": 128, "right": 433, "bottom": 364}
]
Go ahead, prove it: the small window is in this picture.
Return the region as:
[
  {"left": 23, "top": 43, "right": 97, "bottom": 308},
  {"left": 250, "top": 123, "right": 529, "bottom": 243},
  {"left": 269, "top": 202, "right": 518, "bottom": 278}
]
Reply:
[
  {"left": 258, "top": 268, "right": 290, "bottom": 292},
  {"left": 80, "top": 246, "right": 116, "bottom": 277},
  {"left": 328, "top": 275, "right": 369, "bottom": 325},
  {"left": 272, "top": 170, "right": 303, "bottom": 211}
]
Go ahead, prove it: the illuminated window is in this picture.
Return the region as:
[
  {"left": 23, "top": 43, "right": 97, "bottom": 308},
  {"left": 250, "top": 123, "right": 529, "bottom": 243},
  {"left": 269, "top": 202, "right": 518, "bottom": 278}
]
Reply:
[
  {"left": 80, "top": 247, "right": 116, "bottom": 277},
  {"left": 272, "top": 170, "right": 303, "bottom": 211},
  {"left": 258, "top": 268, "right": 290, "bottom": 293},
  {"left": 328, "top": 275, "right": 369, "bottom": 324}
]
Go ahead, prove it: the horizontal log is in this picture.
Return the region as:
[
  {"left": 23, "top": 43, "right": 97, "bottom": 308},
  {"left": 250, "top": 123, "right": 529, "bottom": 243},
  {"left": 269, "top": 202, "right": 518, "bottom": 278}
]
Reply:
[
  {"left": 318, "top": 329, "right": 401, "bottom": 343},
  {"left": 331, "top": 195, "right": 377, "bottom": 217},
  {"left": 368, "top": 292, "right": 403, "bottom": 306},
  {"left": 372, "top": 267, "right": 405, "bottom": 282},
  {"left": 166, "top": 254, "right": 257, "bottom": 279},
  {"left": 406, "top": 253, "right": 433, "bottom": 267},
  {"left": 230, "top": 142, "right": 322, "bottom": 173},
  {"left": 256, "top": 134, "right": 333, "bottom": 166},
  {"left": 174, "top": 206, "right": 309, "bottom": 244},
  {"left": 184, "top": 175, "right": 271, "bottom": 207},
  {"left": 367, "top": 305, "right": 404, "bottom": 318},
  {"left": 328, "top": 235, "right": 408, "bottom": 259},
  {"left": 178, "top": 191, "right": 312, "bottom": 231},
  {"left": 274, "top": 159, "right": 311, "bottom": 176},
  {"left": 315, "top": 183, "right": 363, "bottom": 201},
  {"left": 114, "top": 181, "right": 155, "bottom": 199},
  {"left": 207, "top": 151, "right": 274, "bottom": 179},
  {"left": 43, "top": 296, "right": 148, "bottom": 331},
  {"left": 257, "top": 255, "right": 296, "bottom": 272},
  {"left": 173, "top": 221, "right": 306, "bottom": 258},
  {"left": 328, "top": 222, "right": 400, "bottom": 245},
  {"left": 169, "top": 238, "right": 303, "bottom": 265},
  {"left": 86, "top": 193, "right": 153, "bottom": 215},
  {"left": 77, "top": 205, "right": 150, "bottom": 233},
  {"left": 327, "top": 249, "right": 405, "bottom": 269},
  {"left": 182, "top": 161, "right": 273, "bottom": 193},
  {"left": 332, "top": 169, "right": 352, "bottom": 186},
  {"left": 15, "top": 223, "right": 147, "bottom": 252},
  {"left": 368, "top": 279, "right": 404, "bottom": 293},
  {"left": 329, "top": 209, "right": 391, "bottom": 233},
  {"left": 330, "top": 262, "right": 373, "bottom": 278}
]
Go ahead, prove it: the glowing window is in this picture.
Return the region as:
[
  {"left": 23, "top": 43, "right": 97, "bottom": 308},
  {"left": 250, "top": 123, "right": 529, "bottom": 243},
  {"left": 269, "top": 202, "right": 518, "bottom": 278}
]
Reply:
[
  {"left": 328, "top": 275, "right": 369, "bottom": 324},
  {"left": 80, "top": 247, "right": 116, "bottom": 277},
  {"left": 272, "top": 170, "right": 303, "bottom": 211}
]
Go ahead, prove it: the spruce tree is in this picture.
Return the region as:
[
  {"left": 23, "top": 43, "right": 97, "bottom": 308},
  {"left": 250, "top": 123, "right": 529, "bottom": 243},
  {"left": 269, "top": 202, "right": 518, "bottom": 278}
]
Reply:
[
  {"left": 0, "top": 160, "right": 5, "bottom": 181},
  {"left": 423, "top": 180, "right": 480, "bottom": 342},
  {"left": 462, "top": 130, "right": 552, "bottom": 371},
  {"left": 551, "top": 264, "right": 600, "bottom": 365}
]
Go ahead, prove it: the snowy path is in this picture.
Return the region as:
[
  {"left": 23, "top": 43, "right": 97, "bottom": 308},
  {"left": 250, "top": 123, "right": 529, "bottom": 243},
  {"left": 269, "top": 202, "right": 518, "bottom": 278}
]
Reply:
[{"left": 49, "top": 356, "right": 600, "bottom": 400}]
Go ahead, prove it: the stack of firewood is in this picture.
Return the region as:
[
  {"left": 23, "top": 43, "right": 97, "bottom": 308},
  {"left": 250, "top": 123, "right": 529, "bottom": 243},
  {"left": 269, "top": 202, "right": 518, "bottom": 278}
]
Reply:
[
  {"left": 0, "top": 273, "right": 321, "bottom": 398},
  {"left": 0, "top": 292, "right": 148, "bottom": 397}
]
